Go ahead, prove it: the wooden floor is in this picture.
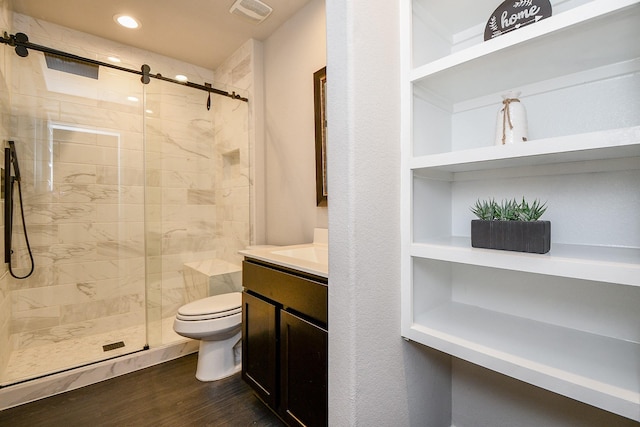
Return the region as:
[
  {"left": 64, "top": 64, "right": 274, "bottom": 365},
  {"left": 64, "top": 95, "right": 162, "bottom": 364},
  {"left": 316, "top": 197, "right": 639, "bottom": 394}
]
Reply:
[{"left": 0, "top": 353, "right": 285, "bottom": 426}]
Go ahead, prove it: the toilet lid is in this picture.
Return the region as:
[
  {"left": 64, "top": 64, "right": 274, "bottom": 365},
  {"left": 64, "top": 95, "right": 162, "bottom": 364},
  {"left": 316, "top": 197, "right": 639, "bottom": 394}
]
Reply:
[{"left": 177, "top": 292, "right": 242, "bottom": 321}]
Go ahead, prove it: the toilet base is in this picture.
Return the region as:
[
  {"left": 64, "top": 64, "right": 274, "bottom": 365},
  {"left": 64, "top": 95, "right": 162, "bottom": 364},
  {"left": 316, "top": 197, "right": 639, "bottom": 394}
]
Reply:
[{"left": 195, "top": 330, "right": 242, "bottom": 382}]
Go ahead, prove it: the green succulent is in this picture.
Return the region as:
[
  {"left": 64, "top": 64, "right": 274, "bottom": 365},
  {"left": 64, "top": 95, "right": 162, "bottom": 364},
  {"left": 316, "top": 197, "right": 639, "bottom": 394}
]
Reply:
[
  {"left": 495, "top": 198, "right": 520, "bottom": 221},
  {"left": 518, "top": 197, "right": 547, "bottom": 221},
  {"left": 470, "top": 197, "right": 547, "bottom": 221},
  {"left": 470, "top": 198, "right": 496, "bottom": 221}
]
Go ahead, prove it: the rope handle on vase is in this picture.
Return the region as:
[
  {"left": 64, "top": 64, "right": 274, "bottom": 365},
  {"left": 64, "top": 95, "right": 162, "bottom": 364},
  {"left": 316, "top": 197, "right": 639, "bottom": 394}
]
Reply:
[{"left": 501, "top": 97, "right": 520, "bottom": 145}]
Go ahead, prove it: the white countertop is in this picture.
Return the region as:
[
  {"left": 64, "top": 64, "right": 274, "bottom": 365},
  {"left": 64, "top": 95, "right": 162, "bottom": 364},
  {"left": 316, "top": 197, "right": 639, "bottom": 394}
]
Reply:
[{"left": 239, "top": 229, "right": 328, "bottom": 278}]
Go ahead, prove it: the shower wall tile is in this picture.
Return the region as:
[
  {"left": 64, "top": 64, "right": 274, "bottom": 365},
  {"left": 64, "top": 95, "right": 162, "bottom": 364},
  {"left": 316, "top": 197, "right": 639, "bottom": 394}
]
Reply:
[
  {"left": 119, "top": 131, "right": 145, "bottom": 152},
  {"left": 119, "top": 150, "right": 146, "bottom": 169},
  {"left": 60, "top": 293, "right": 143, "bottom": 324},
  {"left": 96, "top": 240, "right": 145, "bottom": 260},
  {"left": 160, "top": 154, "right": 212, "bottom": 175},
  {"left": 9, "top": 306, "right": 59, "bottom": 334},
  {"left": 12, "top": 281, "right": 114, "bottom": 313},
  {"left": 54, "top": 163, "right": 97, "bottom": 184},
  {"left": 58, "top": 103, "right": 143, "bottom": 134},
  {"left": 162, "top": 271, "right": 184, "bottom": 291},
  {"left": 161, "top": 236, "right": 202, "bottom": 257},
  {"left": 10, "top": 94, "right": 61, "bottom": 121},
  {"left": 32, "top": 243, "right": 97, "bottom": 266},
  {"left": 57, "top": 222, "right": 118, "bottom": 243},
  {"left": 161, "top": 253, "right": 209, "bottom": 277},
  {"left": 96, "top": 166, "right": 144, "bottom": 186},
  {"left": 96, "top": 204, "right": 143, "bottom": 222},
  {"left": 161, "top": 170, "right": 210, "bottom": 189},
  {"left": 161, "top": 188, "right": 188, "bottom": 205},
  {"left": 9, "top": 265, "right": 56, "bottom": 291},
  {"left": 54, "top": 128, "right": 101, "bottom": 144},
  {"left": 55, "top": 260, "right": 124, "bottom": 284},
  {"left": 57, "top": 143, "right": 117, "bottom": 166},
  {"left": 25, "top": 202, "right": 95, "bottom": 225},
  {"left": 220, "top": 185, "right": 250, "bottom": 206},
  {"left": 58, "top": 184, "right": 144, "bottom": 205}
]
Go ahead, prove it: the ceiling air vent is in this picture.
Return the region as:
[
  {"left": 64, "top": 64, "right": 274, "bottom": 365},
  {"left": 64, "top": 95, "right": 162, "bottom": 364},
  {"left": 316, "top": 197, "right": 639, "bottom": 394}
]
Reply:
[{"left": 229, "top": 0, "right": 273, "bottom": 24}]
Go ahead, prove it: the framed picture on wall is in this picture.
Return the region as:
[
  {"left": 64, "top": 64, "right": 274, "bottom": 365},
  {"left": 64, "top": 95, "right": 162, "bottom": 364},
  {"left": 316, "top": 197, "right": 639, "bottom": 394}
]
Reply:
[{"left": 314, "top": 66, "right": 327, "bottom": 207}]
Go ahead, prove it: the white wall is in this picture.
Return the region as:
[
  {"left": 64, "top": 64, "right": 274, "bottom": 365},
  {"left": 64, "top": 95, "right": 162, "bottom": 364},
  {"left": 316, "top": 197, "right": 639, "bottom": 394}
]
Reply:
[
  {"left": 263, "top": 0, "right": 327, "bottom": 245},
  {"left": 326, "top": 0, "right": 450, "bottom": 425}
]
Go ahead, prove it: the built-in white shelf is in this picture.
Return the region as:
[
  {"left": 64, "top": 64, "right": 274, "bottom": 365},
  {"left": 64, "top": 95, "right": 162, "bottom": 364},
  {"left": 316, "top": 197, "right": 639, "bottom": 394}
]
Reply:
[
  {"left": 402, "top": 0, "right": 640, "bottom": 421},
  {"left": 406, "top": 302, "right": 640, "bottom": 422},
  {"left": 411, "top": 0, "right": 640, "bottom": 103},
  {"left": 411, "top": 127, "right": 640, "bottom": 173},
  {"left": 411, "top": 240, "right": 640, "bottom": 287}
]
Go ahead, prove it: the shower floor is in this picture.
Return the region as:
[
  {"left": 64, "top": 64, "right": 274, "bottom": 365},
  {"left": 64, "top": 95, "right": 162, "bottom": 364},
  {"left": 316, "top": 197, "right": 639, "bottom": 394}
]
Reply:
[{"left": 1, "top": 317, "right": 183, "bottom": 386}]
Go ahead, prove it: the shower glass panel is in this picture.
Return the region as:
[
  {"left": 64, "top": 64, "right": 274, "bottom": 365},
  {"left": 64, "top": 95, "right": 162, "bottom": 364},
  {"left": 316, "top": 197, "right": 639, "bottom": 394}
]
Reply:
[
  {"left": 0, "top": 47, "right": 147, "bottom": 386},
  {"left": 143, "top": 80, "right": 250, "bottom": 348}
]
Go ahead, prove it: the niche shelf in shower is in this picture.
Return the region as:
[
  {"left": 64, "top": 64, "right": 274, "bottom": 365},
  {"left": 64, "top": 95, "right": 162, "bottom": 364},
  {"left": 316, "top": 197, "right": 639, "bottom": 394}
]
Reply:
[{"left": 222, "top": 148, "right": 241, "bottom": 181}]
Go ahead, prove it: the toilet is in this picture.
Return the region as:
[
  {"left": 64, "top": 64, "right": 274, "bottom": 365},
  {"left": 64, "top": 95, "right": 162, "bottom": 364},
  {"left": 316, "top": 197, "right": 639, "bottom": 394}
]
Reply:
[{"left": 173, "top": 292, "right": 242, "bottom": 381}]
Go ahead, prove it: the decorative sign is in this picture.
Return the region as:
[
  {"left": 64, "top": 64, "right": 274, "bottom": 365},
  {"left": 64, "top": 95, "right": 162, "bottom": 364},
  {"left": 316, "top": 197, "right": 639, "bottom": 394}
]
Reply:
[{"left": 484, "top": 0, "right": 552, "bottom": 41}]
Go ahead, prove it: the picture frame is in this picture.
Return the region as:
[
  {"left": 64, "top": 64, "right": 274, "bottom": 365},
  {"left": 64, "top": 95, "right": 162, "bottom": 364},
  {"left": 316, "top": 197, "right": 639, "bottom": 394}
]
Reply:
[{"left": 314, "top": 66, "right": 327, "bottom": 207}]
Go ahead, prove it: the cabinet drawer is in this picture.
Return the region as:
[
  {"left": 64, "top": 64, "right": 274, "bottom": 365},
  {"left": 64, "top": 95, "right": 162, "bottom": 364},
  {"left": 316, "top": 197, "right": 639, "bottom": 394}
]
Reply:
[{"left": 243, "top": 260, "right": 328, "bottom": 326}]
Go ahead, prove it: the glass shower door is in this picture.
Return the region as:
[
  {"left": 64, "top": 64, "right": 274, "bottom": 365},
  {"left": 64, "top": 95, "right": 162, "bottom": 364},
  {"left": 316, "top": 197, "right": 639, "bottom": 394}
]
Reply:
[
  {"left": 143, "top": 78, "right": 250, "bottom": 348},
  {"left": 1, "top": 46, "right": 147, "bottom": 386}
]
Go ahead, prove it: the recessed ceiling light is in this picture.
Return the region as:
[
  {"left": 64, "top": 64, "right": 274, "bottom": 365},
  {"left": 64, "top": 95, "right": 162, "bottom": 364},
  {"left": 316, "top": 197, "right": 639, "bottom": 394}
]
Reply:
[
  {"left": 114, "top": 14, "right": 140, "bottom": 29},
  {"left": 127, "top": 96, "right": 139, "bottom": 102},
  {"left": 175, "top": 75, "right": 188, "bottom": 82},
  {"left": 107, "top": 56, "right": 121, "bottom": 63}
]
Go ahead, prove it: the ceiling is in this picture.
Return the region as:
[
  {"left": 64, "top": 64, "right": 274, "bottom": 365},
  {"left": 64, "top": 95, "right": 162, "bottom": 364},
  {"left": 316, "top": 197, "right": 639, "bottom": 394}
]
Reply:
[{"left": 10, "top": 0, "right": 311, "bottom": 70}]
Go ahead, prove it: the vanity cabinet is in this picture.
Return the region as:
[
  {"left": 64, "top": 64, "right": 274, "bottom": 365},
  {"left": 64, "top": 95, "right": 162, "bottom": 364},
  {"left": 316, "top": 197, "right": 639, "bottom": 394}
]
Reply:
[
  {"left": 400, "top": 0, "right": 640, "bottom": 422},
  {"left": 242, "top": 259, "right": 328, "bottom": 427}
]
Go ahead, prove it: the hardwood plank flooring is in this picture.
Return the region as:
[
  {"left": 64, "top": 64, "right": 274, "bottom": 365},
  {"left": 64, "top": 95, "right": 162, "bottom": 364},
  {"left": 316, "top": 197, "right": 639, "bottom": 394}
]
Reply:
[{"left": 0, "top": 353, "right": 285, "bottom": 427}]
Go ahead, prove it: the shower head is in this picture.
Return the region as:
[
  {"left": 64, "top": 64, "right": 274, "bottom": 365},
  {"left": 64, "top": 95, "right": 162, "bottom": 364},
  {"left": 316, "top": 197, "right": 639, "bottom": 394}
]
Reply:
[
  {"left": 45, "top": 52, "right": 99, "bottom": 79},
  {"left": 8, "top": 140, "right": 21, "bottom": 182}
]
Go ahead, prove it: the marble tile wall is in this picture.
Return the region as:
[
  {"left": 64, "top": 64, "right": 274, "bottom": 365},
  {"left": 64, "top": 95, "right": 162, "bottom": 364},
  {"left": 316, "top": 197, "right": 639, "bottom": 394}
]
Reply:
[
  {"left": 3, "top": 13, "right": 251, "bottom": 371},
  {"left": 213, "top": 40, "right": 253, "bottom": 266},
  {"left": 0, "top": 0, "right": 12, "bottom": 378}
]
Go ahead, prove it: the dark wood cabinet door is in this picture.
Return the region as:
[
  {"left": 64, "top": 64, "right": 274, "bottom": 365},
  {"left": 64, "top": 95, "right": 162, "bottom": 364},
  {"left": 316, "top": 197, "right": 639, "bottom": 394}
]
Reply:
[
  {"left": 280, "top": 310, "right": 328, "bottom": 427},
  {"left": 242, "top": 291, "right": 278, "bottom": 408}
]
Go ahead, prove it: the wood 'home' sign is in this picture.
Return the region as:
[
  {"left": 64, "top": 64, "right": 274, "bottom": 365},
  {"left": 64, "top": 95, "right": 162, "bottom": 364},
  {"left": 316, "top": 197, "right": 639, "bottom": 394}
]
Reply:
[{"left": 484, "top": 0, "right": 552, "bottom": 40}]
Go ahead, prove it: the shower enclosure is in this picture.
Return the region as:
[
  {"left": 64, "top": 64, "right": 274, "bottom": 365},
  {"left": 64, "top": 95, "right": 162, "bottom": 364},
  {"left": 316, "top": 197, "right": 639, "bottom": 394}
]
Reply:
[{"left": 0, "top": 13, "right": 250, "bottom": 387}]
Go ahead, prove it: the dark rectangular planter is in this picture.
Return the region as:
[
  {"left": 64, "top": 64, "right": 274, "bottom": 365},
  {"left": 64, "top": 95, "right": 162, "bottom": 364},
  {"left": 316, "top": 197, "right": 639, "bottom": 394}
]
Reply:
[{"left": 471, "top": 220, "right": 551, "bottom": 254}]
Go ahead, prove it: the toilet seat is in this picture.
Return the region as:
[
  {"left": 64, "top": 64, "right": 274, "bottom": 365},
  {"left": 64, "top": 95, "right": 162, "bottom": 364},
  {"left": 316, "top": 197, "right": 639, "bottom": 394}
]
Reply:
[{"left": 176, "top": 292, "right": 242, "bottom": 321}]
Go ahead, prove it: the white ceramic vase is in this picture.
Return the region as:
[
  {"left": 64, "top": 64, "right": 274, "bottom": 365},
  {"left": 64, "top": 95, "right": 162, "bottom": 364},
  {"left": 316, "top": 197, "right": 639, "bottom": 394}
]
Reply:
[{"left": 495, "top": 91, "right": 528, "bottom": 145}]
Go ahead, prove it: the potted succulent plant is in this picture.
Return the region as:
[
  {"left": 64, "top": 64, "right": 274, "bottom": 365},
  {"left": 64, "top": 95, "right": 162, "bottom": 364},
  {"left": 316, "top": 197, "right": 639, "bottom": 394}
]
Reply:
[{"left": 470, "top": 197, "right": 550, "bottom": 254}]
